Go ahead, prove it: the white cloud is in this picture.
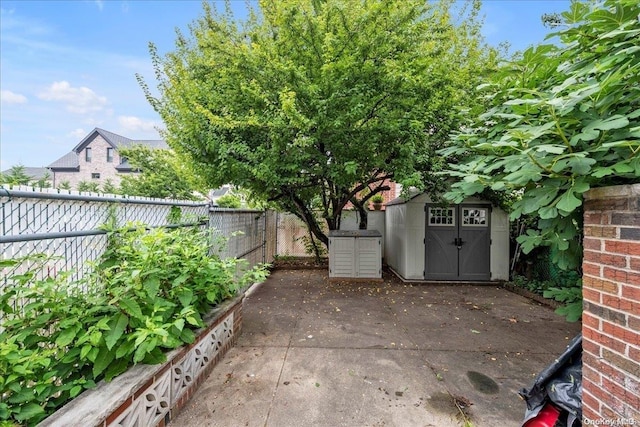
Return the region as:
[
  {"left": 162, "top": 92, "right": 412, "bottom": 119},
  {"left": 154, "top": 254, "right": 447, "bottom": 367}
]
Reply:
[
  {"left": 0, "top": 90, "right": 28, "bottom": 104},
  {"left": 68, "top": 128, "right": 87, "bottom": 139},
  {"left": 38, "top": 81, "right": 108, "bottom": 114},
  {"left": 118, "top": 115, "right": 160, "bottom": 133}
]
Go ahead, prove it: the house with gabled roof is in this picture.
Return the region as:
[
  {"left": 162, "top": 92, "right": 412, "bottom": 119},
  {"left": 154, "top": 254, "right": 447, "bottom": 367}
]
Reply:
[{"left": 47, "top": 128, "right": 168, "bottom": 190}]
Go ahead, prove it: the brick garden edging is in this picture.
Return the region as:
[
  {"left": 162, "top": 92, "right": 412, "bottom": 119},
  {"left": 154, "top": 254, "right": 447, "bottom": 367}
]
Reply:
[
  {"left": 582, "top": 184, "right": 640, "bottom": 422},
  {"left": 38, "top": 292, "right": 247, "bottom": 427}
]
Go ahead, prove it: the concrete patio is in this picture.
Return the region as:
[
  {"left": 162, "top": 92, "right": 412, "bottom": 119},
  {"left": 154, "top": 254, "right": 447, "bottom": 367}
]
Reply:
[{"left": 171, "top": 268, "right": 581, "bottom": 427}]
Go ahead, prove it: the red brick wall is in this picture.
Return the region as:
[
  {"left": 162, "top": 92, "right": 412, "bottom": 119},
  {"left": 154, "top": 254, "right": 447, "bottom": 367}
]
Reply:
[
  {"left": 582, "top": 184, "right": 640, "bottom": 423},
  {"left": 344, "top": 178, "right": 398, "bottom": 211}
]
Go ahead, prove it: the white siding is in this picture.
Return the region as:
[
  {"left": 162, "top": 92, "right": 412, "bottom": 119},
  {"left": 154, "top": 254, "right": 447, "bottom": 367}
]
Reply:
[
  {"left": 490, "top": 207, "right": 510, "bottom": 281},
  {"left": 385, "top": 193, "right": 510, "bottom": 282}
]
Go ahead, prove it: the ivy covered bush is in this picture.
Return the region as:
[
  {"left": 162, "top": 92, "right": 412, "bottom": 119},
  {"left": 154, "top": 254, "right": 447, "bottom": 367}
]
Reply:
[{"left": 0, "top": 224, "right": 268, "bottom": 425}]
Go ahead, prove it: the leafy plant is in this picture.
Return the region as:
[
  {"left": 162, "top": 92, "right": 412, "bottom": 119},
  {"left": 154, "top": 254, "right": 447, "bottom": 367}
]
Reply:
[
  {"left": 215, "top": 194, "right": 242, "bottom": 209},
  {"left": 371, "top": 194, "right": 384, "bottom": 204},
  {"left": 443, "top": 0, "right": 639, "bottom": 269},
  {"left": 101, "top": 179, "right": 119, "bottom": 194},
  {"left": 298, "top": 234, "right": 327, "bottom": 259},
  {"left": 544, "top": 283, "right": 583, "bottom": 323},
  {"left": 443, "top": 0, "right": 640, "bottom": 321},
  {"left": 0, "top": 224, "right": 268, "bottom": 425},
  {"left": 0, "top": 256, "right": 97, "bottom": 424},
  {"left": 77, "top": 181, "right": 100, "bottom": 193},
  {"left": 167, "top": 205, "right": 182, "bottom": 224},
  {"left": 34, "top": 172, "right": 52, "bottom": 189},
  {"left": 510, "top": 270, "right": 582, "bottom": 322}
]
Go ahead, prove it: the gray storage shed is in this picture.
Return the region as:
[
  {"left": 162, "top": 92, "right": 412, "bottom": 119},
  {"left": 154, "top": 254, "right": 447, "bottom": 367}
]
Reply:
[
  {"left": 385, "top": 193, "right": 509, "bottom": 282},
  {"left": 328, "top": 230, "right": 382, "bottom": 279}
]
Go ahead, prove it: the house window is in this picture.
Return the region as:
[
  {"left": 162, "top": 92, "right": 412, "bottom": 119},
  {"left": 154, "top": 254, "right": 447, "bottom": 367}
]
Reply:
[
  {"left": 107, "top": 147, "right": 114, "bottom": 163},
  {"left": 91, "top": 173, "right": 100, "bottom": 179},
  {"left": 85, "top": 147, "right": 92, "bottom": 162}
]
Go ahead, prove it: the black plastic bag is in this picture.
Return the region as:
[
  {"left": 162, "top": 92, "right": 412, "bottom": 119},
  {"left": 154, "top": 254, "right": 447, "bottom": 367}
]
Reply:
[{"left": 520, "top": 333, "right": 582, "bottom": 427}]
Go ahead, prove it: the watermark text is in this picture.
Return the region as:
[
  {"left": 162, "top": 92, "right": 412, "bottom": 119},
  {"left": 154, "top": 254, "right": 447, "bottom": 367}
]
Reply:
[{"left": 584, "top": 418, "right": 637, "bottom": 426}]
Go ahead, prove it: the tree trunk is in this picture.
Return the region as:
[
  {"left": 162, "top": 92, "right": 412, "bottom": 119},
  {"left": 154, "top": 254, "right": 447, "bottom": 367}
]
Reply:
[{"left": 349, "top": 198, "right": 368, "bottom": 230}]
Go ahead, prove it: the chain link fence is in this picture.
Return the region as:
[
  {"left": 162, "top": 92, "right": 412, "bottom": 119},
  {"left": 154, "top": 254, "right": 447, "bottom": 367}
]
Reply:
[
  {"left": 275, "top": 212, "right": 330, "bottom": 258},
  {"left": 208, "top": 208, "right": 276, "bottom": 268},
  {"left": 1, "top": 186, "right": 323, "bottom": 306},
  {"left": 275, "top": 212, "right": 312, "bottom": 257},
  {"left": 0, "top": 186, "right": 281, "bottom": 297},
  {"left": 0, "top": 186, "right": 210, "bottom": 290}
]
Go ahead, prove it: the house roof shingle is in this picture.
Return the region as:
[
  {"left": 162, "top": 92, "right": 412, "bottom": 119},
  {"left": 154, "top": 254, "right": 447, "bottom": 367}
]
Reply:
[{"left": 47, "top": 152, "right": 80, "bottom": 170}]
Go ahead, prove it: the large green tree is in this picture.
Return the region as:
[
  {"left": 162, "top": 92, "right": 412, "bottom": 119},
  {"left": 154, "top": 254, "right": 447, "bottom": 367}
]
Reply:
[
  {"left": 443, "top": 0, "right": 639, "bottom": 270},
  {"left": 141, "top": 0, "right": 497, "bottom": 245}
]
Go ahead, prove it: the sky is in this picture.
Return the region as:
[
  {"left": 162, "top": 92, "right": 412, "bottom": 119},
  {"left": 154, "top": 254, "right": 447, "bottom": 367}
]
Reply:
[{"left": 0, "top": 0, "right": 571, "bottom": 171}]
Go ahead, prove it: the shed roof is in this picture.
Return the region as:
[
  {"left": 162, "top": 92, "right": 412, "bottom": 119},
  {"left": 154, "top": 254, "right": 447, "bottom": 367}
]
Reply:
[{"left": 384, "top": 189, "right": 423, "bottom": 206}]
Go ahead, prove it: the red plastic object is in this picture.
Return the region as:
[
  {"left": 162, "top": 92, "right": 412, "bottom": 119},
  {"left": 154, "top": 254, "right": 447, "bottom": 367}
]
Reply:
[{"left": 524, "top": 402, "right": 561, "bottom": 427}]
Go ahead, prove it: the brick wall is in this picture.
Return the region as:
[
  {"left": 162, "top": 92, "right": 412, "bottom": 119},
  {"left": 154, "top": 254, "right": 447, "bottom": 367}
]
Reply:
[
  {"left": 582, "top": 184, "right": 640, "bottom": 423},
  {"left": 54, "top": 134, "right": 126, "bottom": 190}
]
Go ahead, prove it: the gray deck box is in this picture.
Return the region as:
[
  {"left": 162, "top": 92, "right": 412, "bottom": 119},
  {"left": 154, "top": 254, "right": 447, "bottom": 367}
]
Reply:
[{"left": 328, "top": 230, "right": 382, "bottom": 279}]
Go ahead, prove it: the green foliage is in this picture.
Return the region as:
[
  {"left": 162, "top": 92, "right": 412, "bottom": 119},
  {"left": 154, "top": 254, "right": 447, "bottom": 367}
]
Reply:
[
  {"left": 0, "top": 226, "right": 268, "bottom": 425},
  {"left": 371, "top": 194, "right": 384, "bottom": 203},
  {"left": 118, "top": 145, "right": 204, "bottom": 200},
  {"left": 167, "top": 205, "right": 183, "bottom": 224},
  {"left": 511, "top": 275, "right": 555, "bottom": 295},
  {"left": 57, "top": 181, "right": 71, "bottom": 190},
  {"left": 299, "top": 234, "right": 327, "bottom": 259},
  {"left": 215, "top": 194, "right": 242, "bottom": 209},
  {"left": 511, "top": 269, "right": 582, "bottom": 322},
  {"left": 0, "top": 165, "right": 32, "bottom": 186},
  {"left": 140, "top": 0, "right": 499, "bottom": 246},
  {"left": 511, "top": 269, "right": 580, "bottom": 295},
  {"left": 77, "top": 181, "right": 100, "bottom": 193},
  {"left": 544, "top": 284, "right": 583, "bottom": 323},
  {"left": 33, "top": 172, "right": 52, "bottom": 189},
  {"left": 101, "top": 179, "right": 119, "bottom": 194},
  {"left": 443, "top": 0, "right": 640, "bottom": 273}
]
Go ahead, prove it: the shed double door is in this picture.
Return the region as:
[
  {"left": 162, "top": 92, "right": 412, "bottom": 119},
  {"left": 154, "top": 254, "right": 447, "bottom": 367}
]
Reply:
[{"left": 424, "top": 204, "right": 491, "bottom": 281}]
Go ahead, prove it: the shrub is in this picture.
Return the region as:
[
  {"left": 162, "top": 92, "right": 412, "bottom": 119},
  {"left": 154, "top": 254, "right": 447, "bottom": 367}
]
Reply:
[
  {"left": 510, "top": 270, "right": 582, "bottom": 322},
  {"left": 215, "top": 194, "right": 242, "bottom": 208},
  {"left": 0, "top": 224, "right": 268, "bottom": 425}
]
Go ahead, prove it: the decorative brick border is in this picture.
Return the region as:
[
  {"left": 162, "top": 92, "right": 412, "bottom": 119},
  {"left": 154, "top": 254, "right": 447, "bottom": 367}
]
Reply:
[
  {"left": 39, "top": 294, "right": 245, "bottom": 427},
  {"left": 582, "top": 184, "right": 640, "bottom": 422}
]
